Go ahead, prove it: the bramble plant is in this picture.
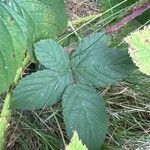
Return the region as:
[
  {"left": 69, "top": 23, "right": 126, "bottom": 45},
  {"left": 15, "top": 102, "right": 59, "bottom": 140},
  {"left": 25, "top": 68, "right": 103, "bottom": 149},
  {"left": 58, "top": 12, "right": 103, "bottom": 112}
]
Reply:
[
  {"left": 66, "top": 131, "right": 88, "bottom": 150},
  {"left": 13, "top": 32, "right": 134, "bottom": 149},
  {"left": 1, "top": 0, "right": 147, "bottom": 150}
]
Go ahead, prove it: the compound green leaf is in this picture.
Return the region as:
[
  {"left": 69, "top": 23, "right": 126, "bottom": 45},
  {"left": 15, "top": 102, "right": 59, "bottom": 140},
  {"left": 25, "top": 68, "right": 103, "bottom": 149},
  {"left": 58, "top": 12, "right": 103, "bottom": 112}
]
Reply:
[
  {"left": 63, "top": 83, "right": 108, "bottom": 150},
  {"left": 0, "top": 2, "right": 27, "bottom": 94},
  {"left": 66, "top": 131, "right": 88, "bottom": 150},
  {"left": 12, "top": 70, "right": 72, "bottom": 109},
  {"left": 71, "top": 32, "right": 134, "bottom": 87},
  {"left": 34, "top": 39, "right": 70, "bottom": 72},
  {"left": 125, "top": 26, "right": 150, "bottom": 75}
]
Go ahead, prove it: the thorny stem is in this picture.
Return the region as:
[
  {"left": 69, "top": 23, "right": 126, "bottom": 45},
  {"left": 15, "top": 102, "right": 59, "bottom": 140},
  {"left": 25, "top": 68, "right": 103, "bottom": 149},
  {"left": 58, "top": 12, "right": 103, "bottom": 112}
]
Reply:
[
  {"left": 106, "top": 1, "right": 150, "bottom": 33},
  {"left": 0, "top": 55, "right": 30, "bottom": 150}
]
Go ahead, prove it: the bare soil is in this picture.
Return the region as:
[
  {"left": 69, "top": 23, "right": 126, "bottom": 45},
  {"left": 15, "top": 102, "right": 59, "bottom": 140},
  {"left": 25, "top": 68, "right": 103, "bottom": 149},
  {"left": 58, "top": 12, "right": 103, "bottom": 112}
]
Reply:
[{"left": 65, "top": 0, "right": 99, "bottom": 20}]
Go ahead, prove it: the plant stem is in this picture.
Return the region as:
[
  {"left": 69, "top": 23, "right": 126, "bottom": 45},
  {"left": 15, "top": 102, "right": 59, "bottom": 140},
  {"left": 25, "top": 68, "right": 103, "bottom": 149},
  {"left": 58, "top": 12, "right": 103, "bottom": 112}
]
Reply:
[
  {"left": 106, "top": 1, "right": 150, "bottom": 33},
  {"left": 0, "top": 55, "right": 30, "bottom": 150},
  {"left": 0, "top": 92, "right": 12, "bottom": 150}
]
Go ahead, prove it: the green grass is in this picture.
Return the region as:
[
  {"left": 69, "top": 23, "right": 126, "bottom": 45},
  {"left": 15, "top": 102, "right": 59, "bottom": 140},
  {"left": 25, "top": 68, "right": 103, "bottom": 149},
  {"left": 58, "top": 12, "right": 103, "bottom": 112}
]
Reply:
[
  {"left": 6, "top": 104, "right": 66, "bottom": 150},
  {"left": 104, "top": 77, "right": 150, "bottom": 149}
]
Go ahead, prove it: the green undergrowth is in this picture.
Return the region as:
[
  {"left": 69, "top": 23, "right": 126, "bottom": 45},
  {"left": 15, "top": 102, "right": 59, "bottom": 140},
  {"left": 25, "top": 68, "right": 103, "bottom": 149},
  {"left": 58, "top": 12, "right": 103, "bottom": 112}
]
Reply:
[
  {"left": 0, "top": 0, "right": 150, "bottom": 149},
  {"left": 105, "top": 79, "right": 150, "bottom": 149},
  {"left": 6, "top": 104, "right": 66, "bottom": 150}
]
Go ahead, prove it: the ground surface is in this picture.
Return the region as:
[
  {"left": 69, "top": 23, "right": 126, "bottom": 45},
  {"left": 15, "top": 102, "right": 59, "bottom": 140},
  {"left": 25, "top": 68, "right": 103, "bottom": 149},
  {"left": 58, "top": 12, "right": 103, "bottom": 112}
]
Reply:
[{"left": 65, "top": 0, "right": 99, "bottom": 20}]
